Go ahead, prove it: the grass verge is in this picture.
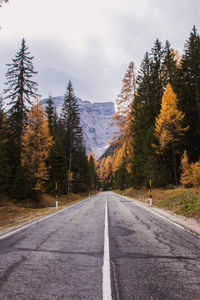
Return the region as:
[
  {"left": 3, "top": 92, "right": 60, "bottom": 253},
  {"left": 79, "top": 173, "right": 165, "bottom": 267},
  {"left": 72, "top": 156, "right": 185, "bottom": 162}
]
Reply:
[
  {"left": 0, "top": 192, "right": 96, "bottom": 231},
  {"left": 115, "top": 186, "right": 200, "bottom": 220}
]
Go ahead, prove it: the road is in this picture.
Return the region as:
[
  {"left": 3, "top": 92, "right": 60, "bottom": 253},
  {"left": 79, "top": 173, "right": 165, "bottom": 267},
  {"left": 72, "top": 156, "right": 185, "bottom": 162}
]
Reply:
[{"left": 1, "top": 192, "right": 200, "bottom": 299}]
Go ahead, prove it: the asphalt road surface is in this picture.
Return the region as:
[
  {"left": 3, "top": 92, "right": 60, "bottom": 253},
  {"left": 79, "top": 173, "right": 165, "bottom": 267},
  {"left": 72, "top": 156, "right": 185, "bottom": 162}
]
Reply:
[{"left": 1, "top": 192, "right": 200, "bottom": 299}]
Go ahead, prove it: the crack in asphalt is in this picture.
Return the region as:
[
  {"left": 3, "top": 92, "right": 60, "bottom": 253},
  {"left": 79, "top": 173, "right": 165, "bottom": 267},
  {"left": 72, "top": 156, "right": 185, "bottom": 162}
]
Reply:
[
  {"left": 35, "top": 228, "right": 60, "bottom": 250},
  {"left": 14, "top": 247, "right": 103, "bottom": 258},
  {"left": 0, "top": 255, "right": 27, "bottom": 286},
  {"left": 111, "top": 260, "right": 121, "bottom": 300}
]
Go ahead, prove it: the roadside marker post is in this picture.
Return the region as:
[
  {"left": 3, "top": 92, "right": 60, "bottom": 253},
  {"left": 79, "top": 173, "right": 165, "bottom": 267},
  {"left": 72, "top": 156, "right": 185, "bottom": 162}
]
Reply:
[
  {"left": 56, "top": 182, "right": 58, "bottom": 209},
  {"left": 149, "top": 179, "right": 152, "bottom": 206}
]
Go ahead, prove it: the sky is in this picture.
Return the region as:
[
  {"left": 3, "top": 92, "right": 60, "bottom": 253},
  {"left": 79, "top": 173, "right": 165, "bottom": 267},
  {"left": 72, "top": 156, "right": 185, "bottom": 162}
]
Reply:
[{"left": 0, "top": 0, "right": 200, "bottom": 103}]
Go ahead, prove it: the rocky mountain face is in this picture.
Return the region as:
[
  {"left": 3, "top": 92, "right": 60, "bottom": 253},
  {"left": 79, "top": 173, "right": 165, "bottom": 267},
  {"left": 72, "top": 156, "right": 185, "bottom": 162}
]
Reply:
[{"left": 43, "top": 96, "right": 118, "bottom": 159}]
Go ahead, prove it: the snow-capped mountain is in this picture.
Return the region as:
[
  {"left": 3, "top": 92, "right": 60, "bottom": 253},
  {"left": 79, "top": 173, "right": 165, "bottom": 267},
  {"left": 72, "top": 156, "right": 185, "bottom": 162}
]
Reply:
[{"left": 43, "top": 96, "right": 118, "bottom": 159}]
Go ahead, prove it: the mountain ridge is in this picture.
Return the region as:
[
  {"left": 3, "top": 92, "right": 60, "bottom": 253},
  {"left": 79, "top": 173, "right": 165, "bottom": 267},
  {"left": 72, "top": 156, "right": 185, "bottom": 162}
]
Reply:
[{"left": 43, "top": 96, "right": 118, "bottom": 158}]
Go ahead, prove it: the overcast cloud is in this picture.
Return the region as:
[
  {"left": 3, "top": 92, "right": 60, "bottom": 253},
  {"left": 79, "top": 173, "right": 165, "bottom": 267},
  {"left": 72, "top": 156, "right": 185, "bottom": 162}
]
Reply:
[{"left": 0, "top": 0, "right": 200, "bottom": 102}]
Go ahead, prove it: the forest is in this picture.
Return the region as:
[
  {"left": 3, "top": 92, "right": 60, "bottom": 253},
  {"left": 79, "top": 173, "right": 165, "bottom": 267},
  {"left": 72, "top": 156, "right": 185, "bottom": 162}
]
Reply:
[
  {"left": 1, "top": 26, "right": 200, "bottom": 202},
  {"left": 98, "top": 26, "right": 200, "bottom": 191},
  {"left": 0, "top": 39, "right": 98, "bottom": 201}
]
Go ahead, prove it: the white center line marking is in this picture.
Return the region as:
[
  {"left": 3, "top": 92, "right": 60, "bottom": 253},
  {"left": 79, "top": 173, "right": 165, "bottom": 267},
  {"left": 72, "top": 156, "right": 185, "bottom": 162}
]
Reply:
[{"left": 103, "top": 196, "right": 112, "bottom": 300}]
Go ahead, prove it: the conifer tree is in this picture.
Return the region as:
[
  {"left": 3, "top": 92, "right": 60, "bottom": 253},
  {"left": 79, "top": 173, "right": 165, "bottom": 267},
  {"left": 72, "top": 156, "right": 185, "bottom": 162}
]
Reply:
[
  {"left": 181, "top": 26, "right": 200, "bottom": 117},
  {"left": 191, "top": 162, "right": 200, "bottom": 186},
  {"left": 21, "top": 99, "right": 53, "bottom": 199},
  {"left": 154, "top": 83, "right": 189, "bottom": 185},
  {"left": 177, "top": 26, "right": 200, "bottom": 162},
  {"left": 3, "top": 38, "right": 39, "bottom": 196},
  {"left": 88, "top": 152, "right": 98, "bottom": 190},
  {"left": 103, "top": 156, "right": 113, "bottom": 189},
  {"left": 112, "top": 61, "right": 136, "bottom": 140},
  {"left": 150, "top": 39, "right": 164, "bottom": 117},
  {"left": 162, "top": 40, "right": 179, "bottom": 86},
  {"left": 45, "top": 97, "right": 66, "bottom": 193},
  {"left": 4, "top": 38, "right": 39, "bottom": 139},
  {"left": 45, "top": 93, "right": 55, "bottom": 135},
  {"left": 48, "top": 115, "right": 68, "bottom": 194},
  {"left": 0, "top": 97, "right": 11, "bottom": 194},
  {"left": 111, "top": 62, "right": 136, "bottom": 180},
  {"left": 61, "top": 81, "right": 87, "bottom": 193},
  {"left": 131, "top": 51, "right": 156, "bottom": 186},
  {"left": 180, "top": 150, "right": 193, "bottom": 187},
  {"left": 131, "top": 40, "right": 181, "bottom": 187}
]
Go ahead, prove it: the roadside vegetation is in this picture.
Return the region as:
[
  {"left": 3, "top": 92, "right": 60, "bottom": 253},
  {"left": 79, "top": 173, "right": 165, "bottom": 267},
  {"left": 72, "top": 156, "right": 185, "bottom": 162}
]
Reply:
[
  {"left": 116, "top": 186, "right": 200, "bottom": 220},
  {"left": 0, "top": 192, "right": 95, "bottom": 231}
]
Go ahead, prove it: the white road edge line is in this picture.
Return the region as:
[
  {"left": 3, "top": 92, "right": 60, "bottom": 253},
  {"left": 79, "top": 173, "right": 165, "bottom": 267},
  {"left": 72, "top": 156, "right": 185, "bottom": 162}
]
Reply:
[
  {"left": 103, "top": 196, "right": 112, "bottom": 300},
  {"left": 115, "top": 192, "right": 188, "bottom": 232},
  {"left": 0, "top": 198, "right": 90, "bottom": 241}
]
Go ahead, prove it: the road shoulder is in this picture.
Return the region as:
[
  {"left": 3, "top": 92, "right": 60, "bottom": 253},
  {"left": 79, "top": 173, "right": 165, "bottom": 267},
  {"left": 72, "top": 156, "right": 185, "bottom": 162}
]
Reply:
[{"left": 113, "top": 192, "right": 200, "bottom": 236}]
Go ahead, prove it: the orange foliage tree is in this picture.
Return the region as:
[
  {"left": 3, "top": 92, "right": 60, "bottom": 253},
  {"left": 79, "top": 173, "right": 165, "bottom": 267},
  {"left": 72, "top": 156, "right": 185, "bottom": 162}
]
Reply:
[
  {"left": 191, "top": 162, "right": 200, "bottom": 186},
  {"left": 112, "top": 61, "right": 136, "bottom": 141},
  {"left": 154, "top": 83, "right": 189, "bottom": 185},
  {"left": 109, "top": 62, "right": 136, "bottom": 182},
  {"left": 180, "top": 150, "right": 193, "bottom": 187},
  {"left": 21, "top": 99, "right": 53, "bottom": 198}
]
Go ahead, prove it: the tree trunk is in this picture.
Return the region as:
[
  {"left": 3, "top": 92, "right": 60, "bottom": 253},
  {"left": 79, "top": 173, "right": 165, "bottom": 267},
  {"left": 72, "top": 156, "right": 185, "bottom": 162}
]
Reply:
[
  {"left": 172, "top": 142, "right": 177, "bottom": 185},
  {"left": 67, "top": 150, "right": 72, "bottom": 201}
]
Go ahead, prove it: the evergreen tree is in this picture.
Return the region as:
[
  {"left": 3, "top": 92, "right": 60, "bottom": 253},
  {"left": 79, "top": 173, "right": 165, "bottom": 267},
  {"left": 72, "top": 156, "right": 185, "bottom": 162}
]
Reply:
[
  {"left": 3, "top": 38, "right": 39, "bottom": 196},
  {"left": 177, "top": 26, "right": 200, "bottom": 162},
  {"left": 163, "top": 40, "right": 179, "bottom": 87},
  {"left": 114, "top": 164, "right": 129, "bottom": 190},
  {"left": 61, "top": 81, "right": 88, "bottom": 193},
  {"left": 45, "top": 102, "right": 66, "bottom": 194},
  {"left": 131, "top": 40, "right": 178, "bottom": 187},
  {"left": 4, "top": 38, "right": 39, "bottom": 138},
  {"left": 45, "top": 93, "right": 55, "bottom": 135},
  {"left": 0, "top": 97, "right": 11, "bottom": 194},
  {"left": 150, "top": 39, "right": 164, "bottom": 117},
  {"left": 131, "top": 51, "right": 158, "bottom": 186}
]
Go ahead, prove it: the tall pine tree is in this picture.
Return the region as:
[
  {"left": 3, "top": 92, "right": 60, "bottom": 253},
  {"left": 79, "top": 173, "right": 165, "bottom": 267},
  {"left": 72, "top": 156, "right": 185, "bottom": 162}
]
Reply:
[
  {"left": 61, "top": 81, "right": 88, "bottom": 194},
  {"left": 177, "top": 26, "right": 200, "bottom": 162},
  {"left": 3, "top": 38, "right": 39, "bottom": 197}
]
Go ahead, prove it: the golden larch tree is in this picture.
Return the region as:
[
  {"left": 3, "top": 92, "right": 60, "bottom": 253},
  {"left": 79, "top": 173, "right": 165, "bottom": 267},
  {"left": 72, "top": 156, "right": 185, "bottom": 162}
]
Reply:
[
  {"left": 110, "top": 62, "right": 136, "bottom": 175},
  {"left": 154, "top": 83, "right": 189, "bottom": 185},
  {"left": 180, "top": 150, "right": 193, "bottom": 187},
  {"left": 191, "top": 161, "right": 200, "bottom": 186},
  {"left": 112, "top": 61, "right": 136, "bottom": 141},
  {"left": 21, "top": 99, "right": 53, "bottom": 197}
]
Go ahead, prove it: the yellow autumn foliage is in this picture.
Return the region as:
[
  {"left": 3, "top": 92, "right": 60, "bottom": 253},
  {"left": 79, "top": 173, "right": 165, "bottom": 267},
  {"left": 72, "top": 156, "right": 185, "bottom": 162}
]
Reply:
[
  {"left": 154, "top": 83, "right": 189, "bottom": 152},
  {"left": 180, "top": 150, "right": 193, "bottom": 187},
  {"left": 88, "top": 152, "right": 97, "bottom": 167},
  {"left": 112, "top": 62, "right": 136, "bottom": 144},
  {"left": 21, "top": 99, "right": 53, "bottom": 192},
  {"left": 191, "top": 162, "right": 200, "bottom": 186}
]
